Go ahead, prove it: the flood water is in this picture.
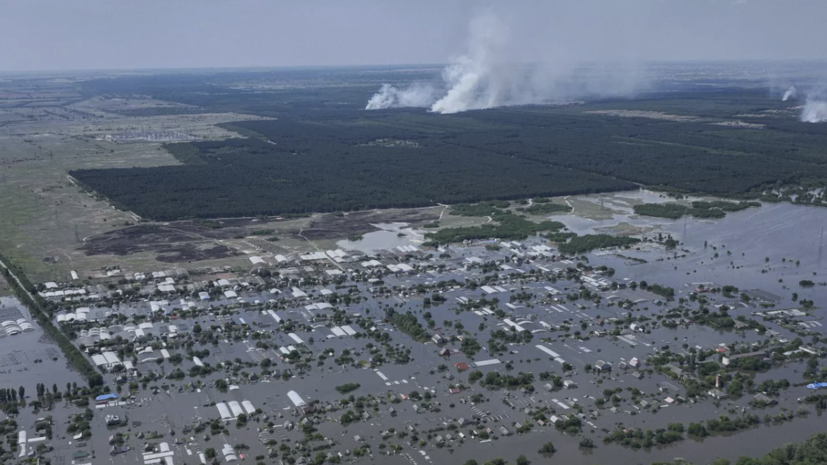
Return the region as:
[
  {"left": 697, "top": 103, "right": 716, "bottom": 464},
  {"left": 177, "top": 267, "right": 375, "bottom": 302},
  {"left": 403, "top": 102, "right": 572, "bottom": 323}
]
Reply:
[
  {"left": 440, "top": 409, "right": 827, "bottom": 465},
  {"left": 337, "top": 222, "right": 427, "bottom": 253},
  {"left": 552, "top": 194, "right": 827, "bottom": 307},
  {"left": 0, "top": 296, "right": 85, "bottom": 387}
]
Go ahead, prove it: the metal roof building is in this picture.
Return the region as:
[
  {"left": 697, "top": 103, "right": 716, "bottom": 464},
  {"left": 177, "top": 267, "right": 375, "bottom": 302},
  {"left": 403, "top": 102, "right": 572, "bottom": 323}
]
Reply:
[
  {"left": 242, "top": 400, "right": 256, "bottom": 414},
  {"left": 287, "top": 390, "right": 307, "bottom": 408},
  {"left": 216, "top": 402, "right": 233, "bottom": 420},
  {"left": 228, "top": 401, "right": 244, "bottom": 417}
]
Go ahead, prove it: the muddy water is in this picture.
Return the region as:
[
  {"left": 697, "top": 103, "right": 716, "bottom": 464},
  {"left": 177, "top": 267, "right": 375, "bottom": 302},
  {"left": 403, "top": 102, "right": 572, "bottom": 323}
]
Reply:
[
  {"left": 0, "top": 297, "right": 85, "bottom": 386},
  {"left": 551, "top": 196, "right": 827, "bottom": 307},
  {"left": 437, "top": 409, "right": 827, "bottom": 465},
  {"left": 337, "top": 222, "right": 427, "bottom": 253}
]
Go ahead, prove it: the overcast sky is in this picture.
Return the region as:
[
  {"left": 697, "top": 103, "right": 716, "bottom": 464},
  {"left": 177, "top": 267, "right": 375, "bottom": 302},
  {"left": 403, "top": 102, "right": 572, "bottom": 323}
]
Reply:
[{"left": 1, "top": 0, "right": 826, "bottom": 72}]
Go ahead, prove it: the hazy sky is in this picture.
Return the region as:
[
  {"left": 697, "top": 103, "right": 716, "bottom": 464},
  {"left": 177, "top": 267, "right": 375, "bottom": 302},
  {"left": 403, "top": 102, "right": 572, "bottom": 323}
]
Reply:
[{"left": 2, "top": 0, "right": 826, "bottom": 72}]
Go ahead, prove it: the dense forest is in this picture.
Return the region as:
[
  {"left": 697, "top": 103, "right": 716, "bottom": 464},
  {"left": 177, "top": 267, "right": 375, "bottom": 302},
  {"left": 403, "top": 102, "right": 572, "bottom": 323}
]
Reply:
[
  {"left": 72, "top": 73, "right": 827, "bottom": 221},
  {"left": 71, "top": 119, "right": 633, "bottom": 220}
]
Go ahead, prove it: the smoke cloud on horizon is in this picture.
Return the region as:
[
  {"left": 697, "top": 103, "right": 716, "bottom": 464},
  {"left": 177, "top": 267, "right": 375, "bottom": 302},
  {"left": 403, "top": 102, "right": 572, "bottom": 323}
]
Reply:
[{"left": 365, "top": 10, "right": 644, "bottom": 114}]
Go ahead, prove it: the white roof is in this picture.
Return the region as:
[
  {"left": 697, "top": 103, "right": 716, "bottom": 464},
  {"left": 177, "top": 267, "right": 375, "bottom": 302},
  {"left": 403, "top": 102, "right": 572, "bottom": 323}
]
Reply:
[
  {"left": 291, "top": 287, "right": 307, "bottom": 298},
  {"left": 330, "top": 326, "right": 347, "bottom": 337},
  {"left": 228, "top": 401, "right": 244, "bottom": 417},
  {"left": 473, "top": 359, "right": 502, "bottom": 367},
  {"left": 326, "top": 249, "right": 348, "bottom": 259},
  {"left": 325, "top": 269, "right": 343, "bottom": 276},
  {"left": 198, "top": 292, "right": 210, "bottom": 300},
  {"left": 44, "top": 282, "right": 58, "bottom": 289},
  {"left": 216, "top": 402, "right": 233, "bottom": 420},
  {"left": 192, "top": 356, "right": 204, "bottom": 367},
  {"left": 503, "top": 318, "right": 526, "bottom": 332},
  {"left": 341, "top": 325, "right": 357, "bottom": 336},
  {"left": 241, "top": 400, "right": 256, "bottom": 414},
  {"left": 319, "top": 289, "right": 333, "bottom": 295},
  {"left": 299, "top": 251, "right": 327, "bottom": 261},
  {"left": 158, "top": 284, "right": 176, "bottom": 293},
  {"left": 287, "top": 390, "right": 307, "bottom": 407},
  {"left": 91, "top": 354, "right": 108, "bottom": 366},
  {"left": 102, "top": 351, "right": 120, "bottom": 364},
  {"left": 223, "top": 290, "right": 238, "bottom": 299},
  {"left": 249, "top": 256, "right": 265, "bottom": 265},
  {"left": 536, "top": 345, "right": 560, "bottom": 357},
  {"left": 217, "top": 279, "right": 231, "bottom": 287},
  {"left": 160, "top": 349, "right": 171, "bottom": 359},
  {"left": 288, "top": 333, "right": 304, "bottom": 344},
  {"left": 275, "top": 254, "right": 288, "bottom": 263}
]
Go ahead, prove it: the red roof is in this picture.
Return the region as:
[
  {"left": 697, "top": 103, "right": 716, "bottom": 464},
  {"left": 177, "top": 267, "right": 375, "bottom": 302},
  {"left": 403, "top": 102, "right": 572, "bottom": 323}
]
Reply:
[{"left": 453, "top": 362, "right": 469, "bottom": 371}]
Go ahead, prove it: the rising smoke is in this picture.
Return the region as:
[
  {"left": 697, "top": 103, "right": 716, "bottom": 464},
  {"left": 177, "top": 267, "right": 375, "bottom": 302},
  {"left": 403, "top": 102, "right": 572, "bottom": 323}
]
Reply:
[
  {"left": 801, "top": 100, "right": 827, "bottom": 123},
  {"left": 365, "top": 83, "right": 437, "bottom": 110},
  {"left": 365, "top": 10, "right": 641, "bottom": 114},
  {"left": 787, "top": 86, "right": 827, "bottom": 123},
  {"left": 782, "top": 85, "right": 797, "bottom": 101}
]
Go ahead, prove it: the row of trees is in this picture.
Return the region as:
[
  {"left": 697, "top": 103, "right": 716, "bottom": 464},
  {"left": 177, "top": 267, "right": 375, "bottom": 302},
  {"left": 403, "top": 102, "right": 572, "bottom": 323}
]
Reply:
[{"left": 0, "top": 254, "right": 103, "bottom": 387}]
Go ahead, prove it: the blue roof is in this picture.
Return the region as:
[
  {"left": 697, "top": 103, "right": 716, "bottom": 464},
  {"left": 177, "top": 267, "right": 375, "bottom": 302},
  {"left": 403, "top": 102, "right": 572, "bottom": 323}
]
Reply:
[
  {"left": 806, "top": 382, "right": 827, "bottom": 390},
  {"left": 96, "top": 393, "right": 119, "bottom": 401}
]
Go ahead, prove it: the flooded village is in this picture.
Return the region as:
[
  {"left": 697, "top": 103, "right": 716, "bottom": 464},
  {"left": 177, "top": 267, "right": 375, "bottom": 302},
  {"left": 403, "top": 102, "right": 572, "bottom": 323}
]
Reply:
[{"left": 2, "top": 192, "right": 827, "bottom": 465}]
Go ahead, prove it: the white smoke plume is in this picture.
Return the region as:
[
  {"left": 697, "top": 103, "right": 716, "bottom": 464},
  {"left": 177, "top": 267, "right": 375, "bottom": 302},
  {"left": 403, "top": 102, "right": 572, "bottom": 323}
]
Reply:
[
  {"left": 430, "top": 12, "right": 511, "bottom": 114},
  {"left": 365, "top": 83, "right": 437, "bottom": 110},
  {"left": 365, "top": 10, "right": 642, "bottom": 114},
  {"left": 782, "top": 85, "right": 797, "bottom": 101},
  {"left": 801, "top": 100, "right": 827, "bottom": 123}
]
